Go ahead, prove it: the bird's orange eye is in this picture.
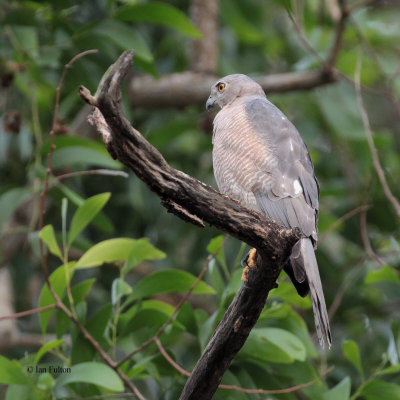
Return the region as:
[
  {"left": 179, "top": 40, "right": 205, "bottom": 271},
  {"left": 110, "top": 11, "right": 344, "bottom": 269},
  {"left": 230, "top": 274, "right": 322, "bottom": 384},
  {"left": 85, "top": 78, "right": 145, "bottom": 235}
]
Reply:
[{"left": 218, "top": 83, "right": 225, "bottom": 92}]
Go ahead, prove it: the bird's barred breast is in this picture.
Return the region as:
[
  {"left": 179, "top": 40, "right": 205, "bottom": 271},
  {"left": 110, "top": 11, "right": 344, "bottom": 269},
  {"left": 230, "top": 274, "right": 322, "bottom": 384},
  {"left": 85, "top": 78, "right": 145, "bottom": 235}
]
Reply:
[{"left": 212, "top": 101, "right": 276, "bottom": 211}]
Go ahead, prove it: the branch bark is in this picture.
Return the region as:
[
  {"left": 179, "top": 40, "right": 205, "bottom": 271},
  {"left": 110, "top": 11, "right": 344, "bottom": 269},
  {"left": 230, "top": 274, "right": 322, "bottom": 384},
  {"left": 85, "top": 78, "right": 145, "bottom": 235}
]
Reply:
[{"left": 79, "top": 50, "right": 301, "bottom": 400}]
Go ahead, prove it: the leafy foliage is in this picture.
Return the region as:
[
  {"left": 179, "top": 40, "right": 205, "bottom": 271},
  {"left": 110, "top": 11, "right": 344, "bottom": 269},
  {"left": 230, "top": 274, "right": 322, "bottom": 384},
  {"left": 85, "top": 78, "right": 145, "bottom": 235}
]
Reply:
[{"left": 1, "top": 0, "right": 400, "bottom": 399}]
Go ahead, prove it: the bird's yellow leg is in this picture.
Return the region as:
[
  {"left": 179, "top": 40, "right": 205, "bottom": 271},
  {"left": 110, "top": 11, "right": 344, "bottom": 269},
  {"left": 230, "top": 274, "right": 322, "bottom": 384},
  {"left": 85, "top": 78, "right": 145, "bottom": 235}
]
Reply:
[
  {"left": 241, "top": 266, "right": 250, "bottom": 282},
  {"left": 241, "top": 248, "right": 257, "bottom": 282},
  {"left": 247, "top": 248, "right": 257, "bottom": 269}
]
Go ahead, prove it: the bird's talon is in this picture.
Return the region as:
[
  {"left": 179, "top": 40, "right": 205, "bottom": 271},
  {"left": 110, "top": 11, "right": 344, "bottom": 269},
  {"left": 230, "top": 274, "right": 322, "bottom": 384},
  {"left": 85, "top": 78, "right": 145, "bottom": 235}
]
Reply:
[
  {"left": 241, "top": 266, "right": 250, "bottom": 282},
  {"left": 247, "top": 248, "right": 257, "bottom": 269}
]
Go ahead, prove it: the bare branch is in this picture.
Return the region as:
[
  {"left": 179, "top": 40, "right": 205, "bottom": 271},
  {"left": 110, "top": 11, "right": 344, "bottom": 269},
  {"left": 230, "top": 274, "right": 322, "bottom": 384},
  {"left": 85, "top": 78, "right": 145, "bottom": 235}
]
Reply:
[
  {"left": 39, "top": 49, "right": 98, "bottom": 284},
  {"left": 0, "top": 332, "right": 70, "bottom": 351},
  {"left": 79, "top": 50, "right": 301, "bottom": 400},
  {"left": 0, "top": 304, "right": 56, "bottom": 321},
  {"left": 156, "top": 334, "right": 334, "bottom": 394},
  {"left": 360, "top": 209, "right": 385, "bottom": 266},
  {"left": 290, "top": 0, "right": 349, "bottom": 70},
  {"left": 326, "top": 0, "right": 349, "bottom": 67},
  {"left": 116, "top": 236, "right": 228, "bottom": 367},
  {"left": 355, "top": 59, "right": 400, "bottom": 219},
  {"left": 328, "top": 263, "right": 365, "bottom": 319},
  {"left": 319, "top": 204, "right": 369, "bottom": 245},
  {"left": 55, "top": 169, "right": 129, "bottom": 181},
  {"left": 155, "top": 337, "right": 191, "bottom": 376},
  {"left": 129, "top": 69, "right": 337, "bottom": 109},
  {"left": 219, "top": 366, "right": 334, "bottom": 394},
  {"left": 348, "top": 0, "right": 382, "bottom": 13},
  {"left": 39, "top": 49, "right": 147, "bottom": 400}
]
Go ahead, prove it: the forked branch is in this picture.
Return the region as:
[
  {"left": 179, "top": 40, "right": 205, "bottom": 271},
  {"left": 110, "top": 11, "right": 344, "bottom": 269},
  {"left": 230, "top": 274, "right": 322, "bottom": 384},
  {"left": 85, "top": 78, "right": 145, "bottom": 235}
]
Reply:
[{"left": 79, "top": 50, "right": 301, "bottom": 400}]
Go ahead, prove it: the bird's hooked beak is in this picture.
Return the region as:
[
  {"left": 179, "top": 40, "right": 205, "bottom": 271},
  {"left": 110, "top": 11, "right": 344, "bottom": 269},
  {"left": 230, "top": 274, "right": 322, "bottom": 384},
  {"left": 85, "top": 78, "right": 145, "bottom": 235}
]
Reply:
[{"left": 206, "top": 96, "right": 216, "bottom": 111}]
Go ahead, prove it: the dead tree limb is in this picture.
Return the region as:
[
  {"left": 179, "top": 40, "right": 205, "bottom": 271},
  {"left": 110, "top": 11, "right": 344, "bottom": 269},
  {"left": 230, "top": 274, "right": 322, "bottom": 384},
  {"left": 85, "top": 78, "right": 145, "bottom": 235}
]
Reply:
[{"left": 79, "top": 50, "right": 301, "bottom": 400}]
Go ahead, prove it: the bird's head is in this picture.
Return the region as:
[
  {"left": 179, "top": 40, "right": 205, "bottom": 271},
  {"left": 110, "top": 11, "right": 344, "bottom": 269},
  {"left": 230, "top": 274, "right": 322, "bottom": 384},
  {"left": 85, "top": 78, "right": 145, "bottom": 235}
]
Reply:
[{"left": 206, "top": 74, "right": 265, "bottom": 111}]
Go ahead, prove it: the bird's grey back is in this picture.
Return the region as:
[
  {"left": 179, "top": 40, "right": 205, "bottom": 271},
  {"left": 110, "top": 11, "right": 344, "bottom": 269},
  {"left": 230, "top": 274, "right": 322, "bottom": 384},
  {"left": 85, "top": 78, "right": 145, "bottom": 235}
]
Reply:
[{"left": 213, "top": 94, "right": 318, "bottom": 242}]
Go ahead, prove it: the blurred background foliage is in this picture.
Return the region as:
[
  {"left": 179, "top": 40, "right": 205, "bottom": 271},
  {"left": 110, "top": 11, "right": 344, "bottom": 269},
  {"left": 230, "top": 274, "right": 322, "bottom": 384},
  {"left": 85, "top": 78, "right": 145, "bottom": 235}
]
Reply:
[{"left": 1, "top": 0, "right": 400, "bottom": 399}]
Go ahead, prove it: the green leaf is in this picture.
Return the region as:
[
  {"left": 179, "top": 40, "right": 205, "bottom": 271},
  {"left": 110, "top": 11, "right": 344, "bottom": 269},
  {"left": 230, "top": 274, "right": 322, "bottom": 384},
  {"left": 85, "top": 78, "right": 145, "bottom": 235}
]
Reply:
[
  {"left": 34, "top": 339, "right": 64, "bottom": 365},
  {"left": 343, "top": 340, "right": 364, "bottom": 379},
  {"left": 111, "top": 278, "right": 133, "bottom": 305},
  {"left": 264, "top": 306, "right": 317, "bottom": 359},
  {"left": 206, "top": 235, "right": 228, "bottom": 277},
  {"left": 70, "top": 278, "right": 96, "bottom": 304},
  {"left": 6, "top": 385, "right": 31, "bottom": 400},
  {"left": 207, "top": 259, "right": 225, "bottom": 298},
  {"left": 92, "top": 20, "right": 153, "bottom": 63},
  {"left": 36, "top": 372, "right": 55, "bottom": 391},
  {"left": 323, "top": 377, "right": 351, "bottom": 400},
  {"left": 11, "top": 26, "right": 39, "bottom": 59},
  {"left": 219, "top": 370, "right": 249, "bottom": 400},
  {"left": 68, "top": 193, "right": 111, "bottom": 245},
  {"left": 142, "top": 300, "right": 175, "bottom": 315},
  {"left": 377, "top": 364, "right": 400, "bottom": 376},
  {"left": 220, "top": 0, "right": 265, "bottom": 44},
  {"left": 55, "top": 362, "right": 124, "bottom": 392},
  {"left": 71, "top": 304, "right": 113, "bottom": 364},
  {"left": 360, "top": 380, "right": 400, "bottom": 400},
  {"left": 61, "top": 197, "right": 68, "bottom": 248},
  {"left": 270, "top": 280, "right": 311, "bottom": 309},
  {"left": 123, "top": 238, "right": 166, "bottom": 273},
  {"left": 365, "top": 266, "right": 400, "bottom": 285},
  {"left": 39, "top": 262, "right": 75, "bottom": 333},
  {"left": 114, "top": 2, "right": 202, "bottom": 38},
  {"left": 242, "top": 327, "right": 306, "bottom": 364},
  {"left": 40, "top": 136, "right": 107, "bottom": 155},
  {"left": 124, "top": 308, "right": 184, "bottom": 336},
  {"left": 128, "top": 269, "right": 216, "bottom": 301},
  {"left": 318, "top": 83, "right": 366, "bottom": 140},
  {"left": 176, "top": 302, "right": 197, "bottom": 336},
  {"left": 0, "top": 188, "right": 31, "bottom": 230},
  {"left": 58, "top": 184, "right": 114, "bottom": 233},
  {"left": 53, "top": 146, "right": 122, "bottom": 169},
  {"left": 39, "top": 225, "right": 62, "bottom": 260},
  {"left": 76, "top": 238, "right": 164, "bottom": 269},
  {"left": 0, "top": 356, "right": 30, "bottom": 385}
]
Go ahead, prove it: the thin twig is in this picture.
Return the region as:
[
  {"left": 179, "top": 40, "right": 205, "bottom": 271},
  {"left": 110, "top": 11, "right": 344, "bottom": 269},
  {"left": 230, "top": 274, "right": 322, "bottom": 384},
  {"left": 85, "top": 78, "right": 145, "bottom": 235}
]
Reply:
[
  {"left": 0, "top": 304, "right": 56, "bottom": 321},
  {"left": 326, "top": 0, "right": 349, "bottom": 67},
  {"left": 319, "top": 204, "right": 369, "bottom": 245},
  {"left": 354, "top": 58, "right": 400, "bottom": 219},
  {"left": 38, "top": 49, "right": 98, "bottom": 284},
  {"left": 328, "top": 263, "right": 365, "bottom": 319},
  {"left": 288, "top": 14, "right": 325, "bottom": 64},
  {"left": 37, "top": 49, "right": 146, "bottom": 400},
  {"left": 156, "top": 334, "right": 334, "bottom": 395},
  {"left": 349, "top": 14, "right": 400, "bottom": 133},
  {"left": 347, "top": 0, "right": 382, "bottom": 12},
  {"left": 56, "top": 169, "right": 129, "bottom": 181},
  {"left": 63, "top": 394, "right": 136, "bottom": 400},
  {"left": 116, "top": 236, "right": 228, "bottom": 367},
  {"left": 218, "top": 366, "right": 334, "bottom": 394},
  {"left": 359, "top": 209, "right": 385, "bottom": 266},
  {"left": 55, "top": 299, "right": 146, "bottom": 400},
  {"left": 155, "top": 337, "right": 190, "bottom": 376},
  {"left": 289, "top": 0, "right": 349, "bottom": 69}
]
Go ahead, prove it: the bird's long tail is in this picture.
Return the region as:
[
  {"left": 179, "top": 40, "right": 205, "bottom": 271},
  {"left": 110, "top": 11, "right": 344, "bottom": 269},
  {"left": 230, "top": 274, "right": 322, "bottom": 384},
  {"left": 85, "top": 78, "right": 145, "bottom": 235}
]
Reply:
[{"left": 291, "top": 238, "right": 332, "bottom": 348}]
